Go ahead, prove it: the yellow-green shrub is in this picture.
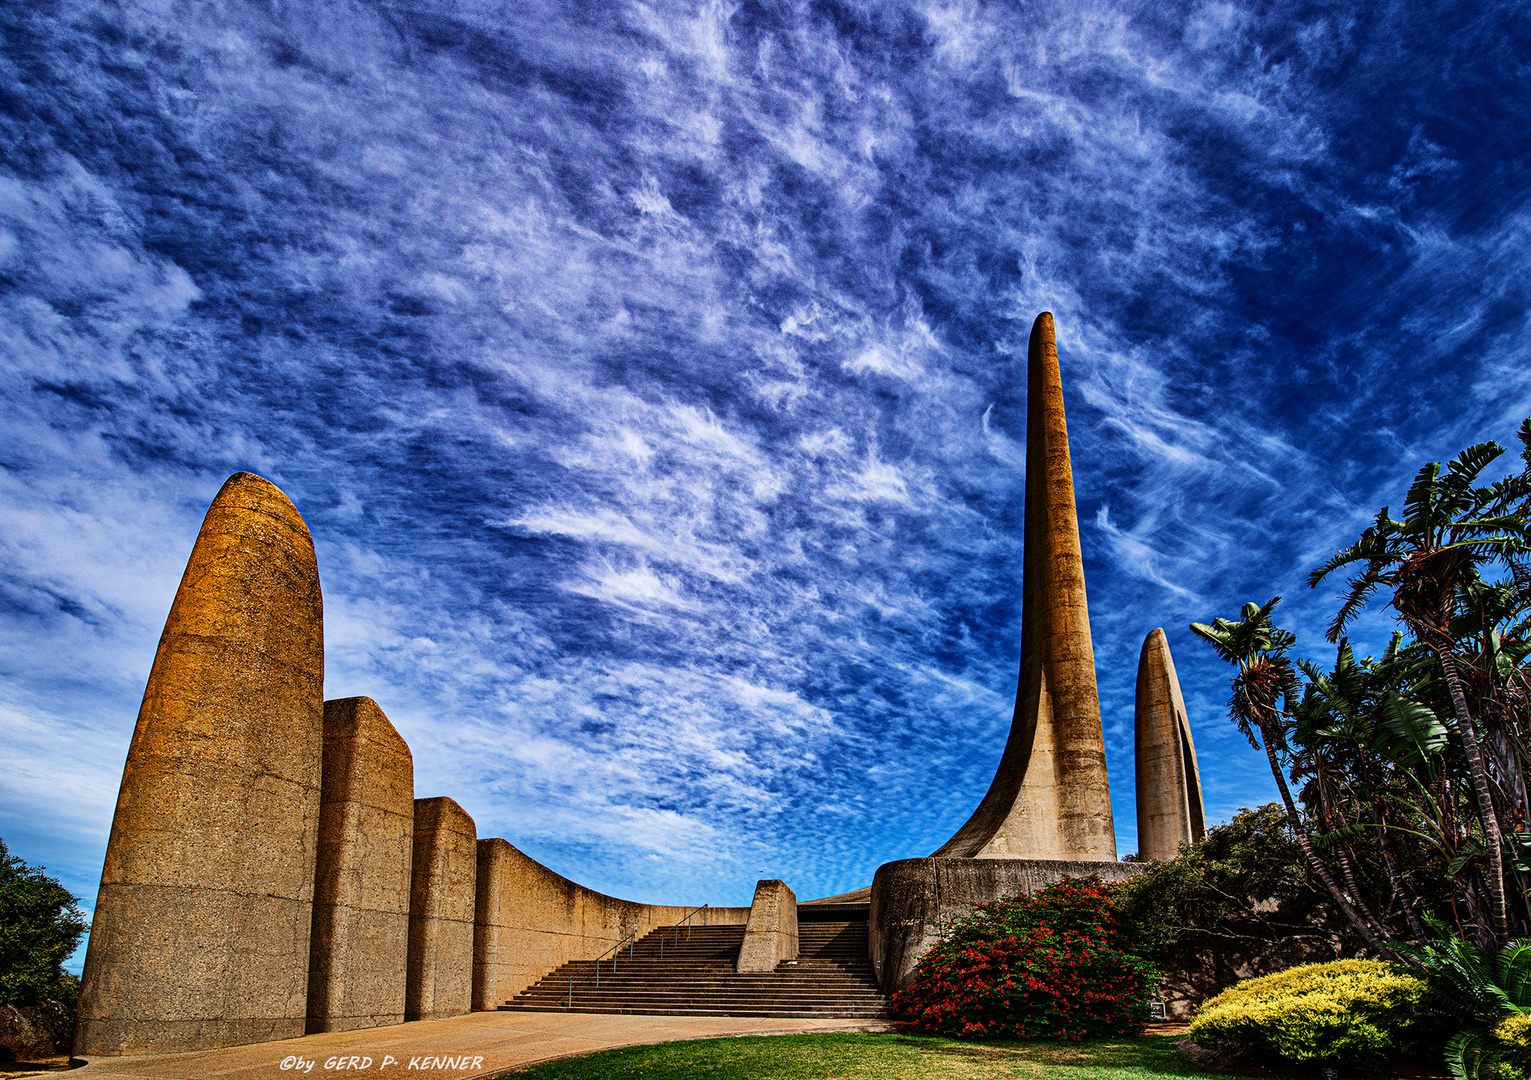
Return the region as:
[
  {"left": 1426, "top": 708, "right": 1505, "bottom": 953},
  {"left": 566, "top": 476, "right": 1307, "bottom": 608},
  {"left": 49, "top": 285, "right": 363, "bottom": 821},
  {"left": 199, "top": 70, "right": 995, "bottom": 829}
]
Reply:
[
  {"left": 1491, "top": 1013, "right": 1531, "bottom": 1069},
  {"left": 1190, "top": 959, "right": 1429, "bottom": 1064}
]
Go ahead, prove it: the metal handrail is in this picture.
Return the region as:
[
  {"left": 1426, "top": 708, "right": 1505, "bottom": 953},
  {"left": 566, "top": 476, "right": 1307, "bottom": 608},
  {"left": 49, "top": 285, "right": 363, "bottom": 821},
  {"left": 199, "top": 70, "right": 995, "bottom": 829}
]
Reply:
[
  {"left": 566, "top": 923, "right": 639, "bottom": 1008},
  {"left": 656, "top": 903, "right": 708, "bottom": 959}
]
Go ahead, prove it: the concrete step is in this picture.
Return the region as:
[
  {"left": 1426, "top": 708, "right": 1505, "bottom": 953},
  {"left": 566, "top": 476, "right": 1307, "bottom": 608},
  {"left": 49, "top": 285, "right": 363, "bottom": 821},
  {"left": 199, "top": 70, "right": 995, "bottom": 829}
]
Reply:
[
  {"left": 506, "top": 919, "right": 889, "bottom": 1019},
  {"left": 515, "top": 983, "right": 880, "bottom": 992},
  {"left": 498, "top": 1004, "right": 890, "bottom": 1018}
]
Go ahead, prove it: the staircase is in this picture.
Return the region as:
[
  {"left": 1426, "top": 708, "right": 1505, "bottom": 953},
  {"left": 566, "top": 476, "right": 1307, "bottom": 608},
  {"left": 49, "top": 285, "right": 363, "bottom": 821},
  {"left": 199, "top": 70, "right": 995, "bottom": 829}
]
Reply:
[{"left": 499, "top": 910, "right": 888, "bottom": 1019}]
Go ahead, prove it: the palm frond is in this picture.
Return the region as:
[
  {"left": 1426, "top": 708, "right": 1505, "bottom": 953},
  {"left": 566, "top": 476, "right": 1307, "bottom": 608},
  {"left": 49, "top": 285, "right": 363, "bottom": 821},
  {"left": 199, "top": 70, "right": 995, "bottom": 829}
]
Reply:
[
  {"left": 1404, "top": 461, "right": 1446, "bottom": 540},
  {"left": 1497, "top": 940, "right": 1531, "bottom": 1009},
  {"left": 1378, "top": 688, "right": 1447, "bottom": 767},
  {"left": 1307, "top": 518, "right": 1402, "bottom": 588},
  {"left": 1444, "top": 1028, "right": 1494, "bottom": 1080},
  {"left": 1327, "top": 571, "right": 1383, "bottom": 642},
  {"left": 1441, "top": 441, "right": 1506, "bottom": 497}
]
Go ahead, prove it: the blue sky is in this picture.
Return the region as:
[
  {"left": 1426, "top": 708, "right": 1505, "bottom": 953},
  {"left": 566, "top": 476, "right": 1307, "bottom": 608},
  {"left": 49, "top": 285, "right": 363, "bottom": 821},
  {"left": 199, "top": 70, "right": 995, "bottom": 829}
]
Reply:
[{"left": 4, "top": 0, "right": 1531, "bottom": 970}]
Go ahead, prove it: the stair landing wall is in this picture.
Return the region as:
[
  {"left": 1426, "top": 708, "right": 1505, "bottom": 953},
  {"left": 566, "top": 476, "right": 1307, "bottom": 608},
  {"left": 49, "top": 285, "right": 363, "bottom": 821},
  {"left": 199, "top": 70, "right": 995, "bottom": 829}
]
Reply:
[{"left": 473, "top": 839, "right": 750, "bottom": 1009}]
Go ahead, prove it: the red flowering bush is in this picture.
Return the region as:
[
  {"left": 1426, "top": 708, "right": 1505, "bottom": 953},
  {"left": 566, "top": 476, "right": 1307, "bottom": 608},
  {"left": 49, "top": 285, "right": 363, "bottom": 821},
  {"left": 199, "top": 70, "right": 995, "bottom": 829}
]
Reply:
[{"left": 891, "top": 876, "right": 1160, "bottom": 1040}]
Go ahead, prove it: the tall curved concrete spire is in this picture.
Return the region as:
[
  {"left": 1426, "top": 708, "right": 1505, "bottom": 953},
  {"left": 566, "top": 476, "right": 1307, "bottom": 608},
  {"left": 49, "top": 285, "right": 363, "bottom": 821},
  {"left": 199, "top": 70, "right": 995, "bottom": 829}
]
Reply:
[
  {"left": 1134, "top": 628, "right": 1206, "bottom": 860},
  {"left": 933, "top": 312, "right": 1117, "bottom": 860}
]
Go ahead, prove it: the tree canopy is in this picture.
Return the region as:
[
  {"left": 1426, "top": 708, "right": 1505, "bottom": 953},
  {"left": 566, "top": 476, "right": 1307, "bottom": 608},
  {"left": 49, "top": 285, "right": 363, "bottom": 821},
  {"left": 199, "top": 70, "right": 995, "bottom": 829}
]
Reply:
[{"left": 0, "top": 838, "right": 87, "bottom": 1007}]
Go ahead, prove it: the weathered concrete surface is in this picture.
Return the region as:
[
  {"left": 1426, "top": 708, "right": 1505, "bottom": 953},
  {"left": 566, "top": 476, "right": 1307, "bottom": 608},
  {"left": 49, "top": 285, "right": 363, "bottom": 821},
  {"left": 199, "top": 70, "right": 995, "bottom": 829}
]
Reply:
[
  {"left": 868, "top": 856, "right": 1142, "bottom": 992},
  {"left": 735, "top": 880, "right": 799, "bottom": 973},
  {"left": 933, "top": 313, "right": 1116, "bottom": 861},
  {"left": 472, "top": 839, "right": 749, "bottom": 1009},
  {"left": 307, "top": 697, "right": 415, "bottom": 1034},
  {"left": 71, "top": 1012, "right": 894, "bottom": 1080},
  {"left": 1134, "top": 629, "right": 1207, "bottom": 861},
  {"left": 75, "top": 472, "right": 325, "bottom": 1057},
  {"left": 407, "top": 798, "right": 478, "bottom": 1022}
]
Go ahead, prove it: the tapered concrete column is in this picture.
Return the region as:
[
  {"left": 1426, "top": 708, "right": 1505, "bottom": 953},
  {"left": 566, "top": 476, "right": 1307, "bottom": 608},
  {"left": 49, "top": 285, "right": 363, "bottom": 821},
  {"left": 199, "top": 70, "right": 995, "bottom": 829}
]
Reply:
[
  {"left": 1135, "top": 629, "right": 1206, "bottom": 860},
  {"left": 306, "top": 697, "right": 414, "bottom": 1033},
  {"left": 933, "top": 312, "right": 1116, "bottom": 860},
  {"left": 406, "top": 797, "right": 477, "bottom": 1021},
  {"left": 736, "top": 880, "right": 798, "bottom": 973},
  {"left": 75, "top": 472, "right": 324, "bottom": 1056}
]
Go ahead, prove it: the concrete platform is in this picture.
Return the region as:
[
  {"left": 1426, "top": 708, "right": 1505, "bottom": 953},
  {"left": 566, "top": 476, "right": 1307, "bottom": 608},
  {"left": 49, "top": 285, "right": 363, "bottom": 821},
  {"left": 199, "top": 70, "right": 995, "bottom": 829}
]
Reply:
[{"left": 73, "top": 1011, "right": 896, "bottom": 1080}]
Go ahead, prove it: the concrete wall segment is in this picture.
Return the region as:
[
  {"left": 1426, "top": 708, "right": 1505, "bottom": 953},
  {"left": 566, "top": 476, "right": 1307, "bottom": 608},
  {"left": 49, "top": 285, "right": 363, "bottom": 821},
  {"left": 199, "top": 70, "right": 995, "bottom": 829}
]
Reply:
[
  {"left": 735, "top": 880, "right": 798, "bottom": 973},
  {"left": 869, "top": 856, "right": 1143, "bottom": 992},
  {"left": 406, "top": 797, "right": 478, "bottom": 1022},
  {"left": 307, "top": 697, "right": 414, "bottom": 1033}
]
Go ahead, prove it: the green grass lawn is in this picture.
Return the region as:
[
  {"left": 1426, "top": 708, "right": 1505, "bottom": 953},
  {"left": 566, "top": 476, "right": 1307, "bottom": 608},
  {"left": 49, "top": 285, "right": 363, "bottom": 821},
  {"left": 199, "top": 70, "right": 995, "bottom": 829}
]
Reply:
[{"left": 500, "top": 1032, "right": 1217, "bottom": 1080}]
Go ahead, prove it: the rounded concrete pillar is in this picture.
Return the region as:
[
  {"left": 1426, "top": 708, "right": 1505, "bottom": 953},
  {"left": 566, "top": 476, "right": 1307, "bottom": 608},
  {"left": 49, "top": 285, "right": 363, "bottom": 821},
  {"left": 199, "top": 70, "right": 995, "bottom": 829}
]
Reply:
[
  {"left": 75, "top": 472, "right": 324, "bottom": 1056},
  {"left": 1134, "top": 629, "right": 1206, "bottom": 860}
]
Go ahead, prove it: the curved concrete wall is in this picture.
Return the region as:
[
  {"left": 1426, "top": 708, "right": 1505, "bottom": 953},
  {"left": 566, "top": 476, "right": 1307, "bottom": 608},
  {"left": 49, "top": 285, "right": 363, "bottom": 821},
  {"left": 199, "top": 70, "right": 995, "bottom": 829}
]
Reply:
[
  {"left": 473, "top": 839, "right": 750, "bottom": 1009},
  {"left": 868, "top": 856, "right": 1142, "bottom": 992}
]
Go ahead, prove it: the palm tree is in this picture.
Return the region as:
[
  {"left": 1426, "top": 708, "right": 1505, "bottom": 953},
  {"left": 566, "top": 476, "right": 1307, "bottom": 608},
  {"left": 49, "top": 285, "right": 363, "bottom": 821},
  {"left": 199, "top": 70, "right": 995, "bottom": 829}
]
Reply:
[
  {"left": 1190, "top": 598, "right": 1395, "bottom": 953},
  {"left": 1291, "top": 635, "right": 1443, "bottom": 944},
  {"left": 1308, "top": 427, "right": 1531, "bottom": 943}
]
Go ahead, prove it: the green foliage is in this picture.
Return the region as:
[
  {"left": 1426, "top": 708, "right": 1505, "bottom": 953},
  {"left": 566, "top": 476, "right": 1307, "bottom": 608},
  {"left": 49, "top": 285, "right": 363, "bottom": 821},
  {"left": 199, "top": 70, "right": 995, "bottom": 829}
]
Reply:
[
  {"left": 1189, "top": 598, "right": 1298, "bottom": 751},
  {"left": 1492, "top": 1013, "right": 1531, "bottom": 1069},
  {"left": 892, "top": 878, "right": 1160, "bottom": 1041},
  {"left": 1188, "top": 960, "right": 1430, "bottom": 1065},
  {"left": 1193, "top": 419, "right": 1531, "bottom": 954},
  {"left": 1391, "top": 934, "right": 1531, "bottom": 1079},
  {"left": 1115, "top": 804, "right": 1317, "bottom": 960},
  {"left": 0, "top": 837, "right": 87, "bottom": 1008},
  {"left": 1307, "top": 431, "right": 1531, "bottom": 642}
]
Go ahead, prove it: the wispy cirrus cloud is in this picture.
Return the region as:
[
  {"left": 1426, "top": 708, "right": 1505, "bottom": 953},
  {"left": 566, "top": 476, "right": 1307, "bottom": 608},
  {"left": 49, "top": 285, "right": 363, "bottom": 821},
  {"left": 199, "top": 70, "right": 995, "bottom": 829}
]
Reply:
[{"left": 3, "top": 0, "right": 1530, "bottom": 961}]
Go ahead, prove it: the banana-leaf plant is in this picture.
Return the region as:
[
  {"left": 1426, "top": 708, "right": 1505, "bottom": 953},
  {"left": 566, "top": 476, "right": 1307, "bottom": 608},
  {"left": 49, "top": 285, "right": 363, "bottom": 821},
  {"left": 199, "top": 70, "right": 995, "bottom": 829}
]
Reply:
[{"left": 1307, "top": 423, "right": 1531, "bottom": 942}]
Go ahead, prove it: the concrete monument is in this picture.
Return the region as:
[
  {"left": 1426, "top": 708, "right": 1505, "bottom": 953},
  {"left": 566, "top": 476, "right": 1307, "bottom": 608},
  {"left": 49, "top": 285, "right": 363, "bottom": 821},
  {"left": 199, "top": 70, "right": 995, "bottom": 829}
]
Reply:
[
  {"left": 75, "top": 472, "right": 325, "bottom": 1056},
  {"left": 1134, "top": 629, "right": 1206, "bottom": 861},
  {"left": 307, "top": 697, "right": 415, "bottom": 1033},
  {"left": 405, "top": 797, "right": 478, "bottom": 1022},
  {"left": 932, "top": 311, "right": 1116, "bottom": 860},
  {"left": 868, "top": 313, "right": 1146, "bottom": 992}
]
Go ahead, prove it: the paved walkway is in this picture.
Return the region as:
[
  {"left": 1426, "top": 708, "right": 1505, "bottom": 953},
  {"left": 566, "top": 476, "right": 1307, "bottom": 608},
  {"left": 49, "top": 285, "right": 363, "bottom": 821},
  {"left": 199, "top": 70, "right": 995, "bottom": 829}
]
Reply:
[{"left": 74, "top": 1013, "right": 896, "bottom": 1080}]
